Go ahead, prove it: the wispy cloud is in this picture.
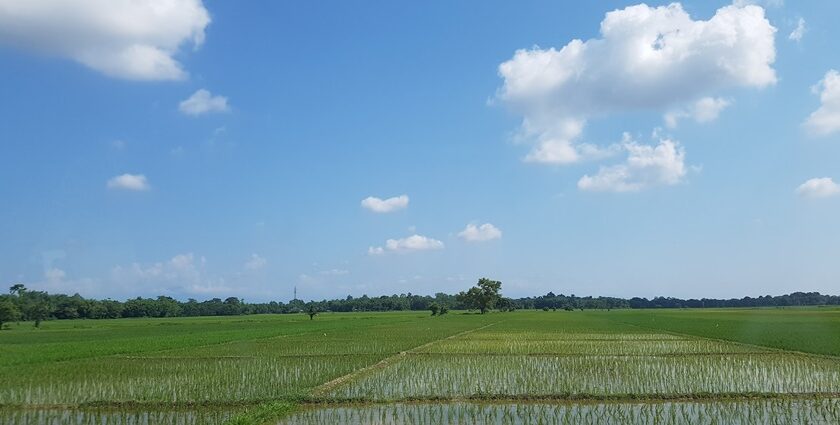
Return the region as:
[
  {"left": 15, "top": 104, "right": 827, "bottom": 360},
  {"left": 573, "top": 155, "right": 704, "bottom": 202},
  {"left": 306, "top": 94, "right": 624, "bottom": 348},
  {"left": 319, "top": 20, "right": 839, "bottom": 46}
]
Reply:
[
  {"left": 361, "top": 195, "right": 409, "bottom": 213},
  {"left": 179, "top": 89, "right": 230, "bottom": 116},
  {"left": 107, "top": 174, "right": 150, "bottom": 191},
  {"left": 458, "top": 223, "right": 502, "bottom": 242},
  {"left": 796, "top": 177, "right": 840, "bottom": 199},
  {"left": 804, "top": 70, "right": 840, "bottom": 136},
  {"left": 369, "top": 234, "right": 444, "bottom": 255}
]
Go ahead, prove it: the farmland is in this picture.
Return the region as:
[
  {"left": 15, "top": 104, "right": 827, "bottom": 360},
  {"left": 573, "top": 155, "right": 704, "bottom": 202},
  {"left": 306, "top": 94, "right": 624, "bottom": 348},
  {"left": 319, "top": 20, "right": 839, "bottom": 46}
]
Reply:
[{"left": 1, "top": 308, "right": 839, "bottom": 424}]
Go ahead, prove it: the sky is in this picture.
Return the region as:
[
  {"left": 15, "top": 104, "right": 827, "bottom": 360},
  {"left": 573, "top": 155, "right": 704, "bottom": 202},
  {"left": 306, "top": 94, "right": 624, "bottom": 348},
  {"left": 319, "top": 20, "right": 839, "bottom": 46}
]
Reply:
[{"left": 1, "top": 0, "right": 840, "bottom": 302}]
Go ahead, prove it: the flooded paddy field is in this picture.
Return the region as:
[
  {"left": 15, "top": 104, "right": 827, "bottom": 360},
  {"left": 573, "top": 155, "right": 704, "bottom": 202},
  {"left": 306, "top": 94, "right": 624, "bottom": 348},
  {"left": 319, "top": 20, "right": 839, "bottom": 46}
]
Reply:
[{"left": 2, "top": 309, "right": 839, "bottom": 424}]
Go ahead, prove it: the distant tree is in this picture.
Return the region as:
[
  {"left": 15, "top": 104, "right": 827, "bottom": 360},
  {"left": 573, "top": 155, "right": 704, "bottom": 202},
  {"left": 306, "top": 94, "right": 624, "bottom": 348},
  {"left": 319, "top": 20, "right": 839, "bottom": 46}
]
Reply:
[
  {"left": 497, "top": 297, "right": 516, "bottom": 312},
  {"left": 24, "top": 302, "right": 51, "bottom": 328},
  {"left": 439, "top": 306, "right": 449, "bottom": 315},
  {"left": 9, "top": 284, "right": 26, "bottom": 296},
  {"left": 306, "top": 305, "right": 318, "bottom": 320},
  {"left": 0, "top": 301, "right": 21, "bottom": 330},
  {"left": 456, "top": 278, "right": 502, "bottom": 314},
  {"left": 428, "top": 303, "right": 440, "bottom": 316}
]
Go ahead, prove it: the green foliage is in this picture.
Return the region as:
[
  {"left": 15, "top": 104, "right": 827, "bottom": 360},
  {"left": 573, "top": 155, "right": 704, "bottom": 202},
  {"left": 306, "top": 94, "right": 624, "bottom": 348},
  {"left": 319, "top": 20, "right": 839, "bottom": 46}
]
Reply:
[
  {"left": 24, "top": 302, "right": 50, "bottom": 328},
  {"left": 497, "top": 297, "right": 516, "bottom": 312},
  {"left": 9, "top": 283, "right": 26, "bottom": 296},
  {"left": 0, "top": 300, "right": 21, "bottom": 329},
  {"left": 429, "top": 303, "right": 440, "bottom": 316},
  {"left": 456, "top": 278, "right": 502, "bottom": 314}
]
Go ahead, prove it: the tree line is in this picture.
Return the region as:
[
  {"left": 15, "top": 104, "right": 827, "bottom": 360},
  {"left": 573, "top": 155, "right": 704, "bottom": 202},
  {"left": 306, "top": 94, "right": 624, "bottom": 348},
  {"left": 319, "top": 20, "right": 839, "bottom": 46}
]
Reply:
[{"left": 1, "top": 280, "right": 838, "bottom": 328}]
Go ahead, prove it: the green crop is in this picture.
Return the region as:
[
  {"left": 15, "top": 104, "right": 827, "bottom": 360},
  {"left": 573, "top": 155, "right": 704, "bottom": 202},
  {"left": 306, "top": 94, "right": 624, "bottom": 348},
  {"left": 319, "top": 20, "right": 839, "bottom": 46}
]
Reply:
[{"left": 1, "top": 309, "right": 838, "bottom": 424}]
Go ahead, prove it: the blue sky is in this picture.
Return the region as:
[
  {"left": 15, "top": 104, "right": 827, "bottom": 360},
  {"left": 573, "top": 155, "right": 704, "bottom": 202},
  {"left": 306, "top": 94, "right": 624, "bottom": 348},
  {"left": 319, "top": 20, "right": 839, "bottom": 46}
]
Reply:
[{"left": 1, "top": 0, "right": 839, "bottom": 302}]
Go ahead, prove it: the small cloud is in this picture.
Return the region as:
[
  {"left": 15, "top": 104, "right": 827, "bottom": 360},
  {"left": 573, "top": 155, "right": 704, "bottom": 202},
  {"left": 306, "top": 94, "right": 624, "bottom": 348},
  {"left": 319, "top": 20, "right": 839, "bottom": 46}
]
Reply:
[
  {"left": 111, "top": 140, "right": 127, "bottom": 150},
  {"left": 319, "top": 269, "right": 349, "bottom": 276},
  {"left": 107, "top": 173, "right": 150, "bottom": 191},
  {"left": 789, "top": 17, "right": 806, "bottom": 42},
  {"left": 665, "top": 97, "right": 731, "bottom": 128},
  {"left": 369, "top": 234, "right": 444, "bottom": 255},
  {"left": 796, "top": 177, "right": 840, "bottom": 199},
  {"left": 244, "top": 253, "right": 267, "bottom": 271},
  {"left": 44, "top": 267, "right": 66, "bottom": 283},
  {"left": 179, "top": 89, "right": 230, "bottom": 116},
  {"left": 803, "top": 70, "right": 840, "bottom": 136},
  {"left": 361, "top": 195, "right": 409, "bottom": 213},
  {"left": 458, "top": 223, "right": 503, "bottom": 242},
  {"left": 578, "top": 138, "right": 689, "bottom": 192},
  {"left": 733, "top": 0, "right": 784, "bottom": 7}
]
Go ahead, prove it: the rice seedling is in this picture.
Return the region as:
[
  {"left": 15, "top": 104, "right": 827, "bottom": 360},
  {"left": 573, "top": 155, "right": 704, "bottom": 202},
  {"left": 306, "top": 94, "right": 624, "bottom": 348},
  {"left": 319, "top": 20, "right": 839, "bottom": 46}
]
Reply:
[
  {"left": 0, "top": 408, "right": 239, "bottom": 425},
  {"left": 2, "top": 310, "right": 839, "bottom": 424},
  {"left": 277, "top": 399, "right": 840, "bottom": 425},
  {"left": 332, "top": 352, "right": 840, "bottom": 400},
  {"left": 416, "top": 338, "right": 769, "bottom": 356}
]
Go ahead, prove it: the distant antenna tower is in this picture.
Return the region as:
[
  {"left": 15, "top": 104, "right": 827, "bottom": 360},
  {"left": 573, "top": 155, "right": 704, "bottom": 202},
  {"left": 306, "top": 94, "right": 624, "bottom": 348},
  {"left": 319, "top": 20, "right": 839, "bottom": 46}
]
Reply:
[{"left": 293, "top": 286, "right": 297, "bottom": 301}]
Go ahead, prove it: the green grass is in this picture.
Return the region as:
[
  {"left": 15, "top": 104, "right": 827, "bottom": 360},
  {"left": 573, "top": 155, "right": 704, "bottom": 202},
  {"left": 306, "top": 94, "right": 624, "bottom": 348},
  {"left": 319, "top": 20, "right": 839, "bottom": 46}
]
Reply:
[
  {"left": 2, "top": 309, "right": 839, "bottom": 424},
  {"left": 602, "top": 307, "right": 840, "bottom": 357}
]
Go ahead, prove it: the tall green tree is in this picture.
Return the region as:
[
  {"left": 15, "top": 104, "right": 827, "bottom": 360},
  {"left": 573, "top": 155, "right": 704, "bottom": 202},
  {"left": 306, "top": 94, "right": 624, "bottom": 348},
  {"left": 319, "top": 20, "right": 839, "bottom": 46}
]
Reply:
[
  {"left": 306, "top": 305, "right": 318, "bottom": 320},
  {"left": 0, "top": 301, "right": 21, "bottom": 330},
  {"left": 25, "top": 302, "right": 51, "bottom": 328},
  {"left": 9, "top": 283, "right": 26, "bottom": 296},
  {"left": 456, "top": 278, "right": 502, "bottom": 314}
]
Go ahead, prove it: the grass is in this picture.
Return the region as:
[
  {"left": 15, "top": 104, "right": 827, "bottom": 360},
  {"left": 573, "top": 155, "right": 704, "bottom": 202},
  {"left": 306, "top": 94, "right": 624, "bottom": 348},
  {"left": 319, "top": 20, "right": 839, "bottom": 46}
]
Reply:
[
  {"left": 1, "top": 309, "right": 839, "bottom": 424},
  {"left": 604, "top": 307, "right": 840, "bottom": 357}
]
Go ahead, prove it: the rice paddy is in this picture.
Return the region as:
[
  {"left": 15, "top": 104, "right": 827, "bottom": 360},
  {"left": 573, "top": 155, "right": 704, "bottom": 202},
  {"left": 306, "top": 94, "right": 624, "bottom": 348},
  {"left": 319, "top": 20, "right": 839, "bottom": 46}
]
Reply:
[{"left": 1, "top": 308, "right": 839, "bottom": 424}]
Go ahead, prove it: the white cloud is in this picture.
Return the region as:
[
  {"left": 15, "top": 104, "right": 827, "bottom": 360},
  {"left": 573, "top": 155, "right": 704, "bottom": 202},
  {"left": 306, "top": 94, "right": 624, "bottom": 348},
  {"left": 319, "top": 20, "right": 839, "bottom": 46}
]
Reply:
[
  {"left": 44, "top": 267, "right": 66, "bottom": 283},
  {"left": 458, "top": 223, "right": 503, "bottom": 242},
  {"left": 244, "top": 253, "right": 266, "bottom": 271},
  {"left": 796, "top": 177, "right": 840, "bottom": 199},
  {"left": 497, "top": 2, "right": 776, "bottom": 164},
  {"left": 111, "top": 252, "right": 231, "bottom": 296},
  {"left": 0, "top": 0, "right": 210, "bottom": 80},
  {"left": 804, "top": 70, "right": 840, "bottom": 136},
  {"left": 361, "top": 195, "right": 409, "bottom": 213},
  {"left": 179, "top": 89, "right": 230, "bottom": 116},
  {"left": 369, "top": 234, "right": 444, "bottom": 255},
  {"left": 319, "top": 269, "right": 349, "bottom": 276},
  {"left": 107, "top": 173, "right": 150, "bottom": 191},
  {"left": 578, "top": 138, "right": 688, "bottom": 192},
  {"left": 665, "top": 97, "right": 731, "bottom": 128},
  {"left": 733, "top": 0, "right": 784, "bottom": 8},
  {"left": 789, "top": 17, "right": 806, "bottom": 42}
]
